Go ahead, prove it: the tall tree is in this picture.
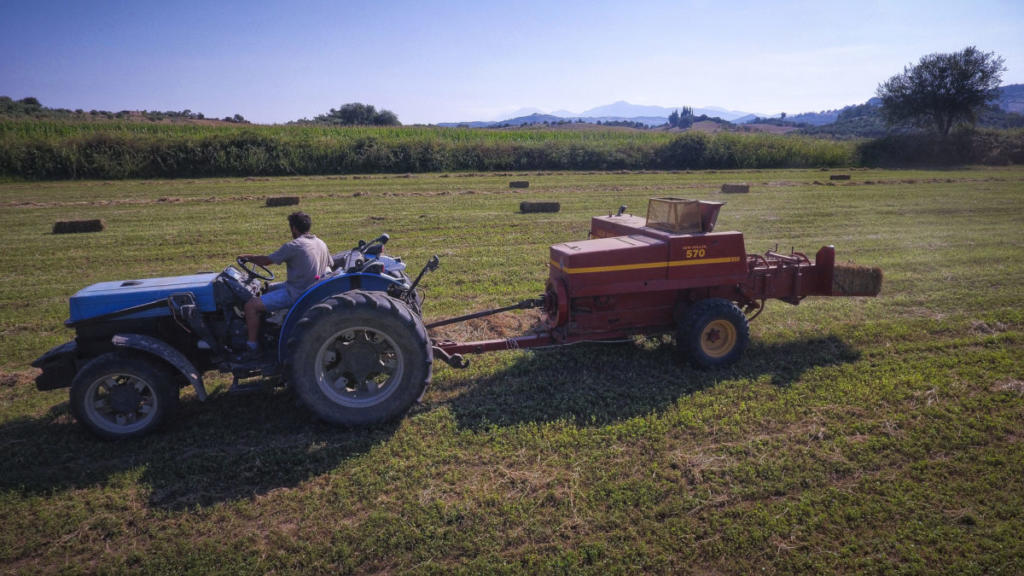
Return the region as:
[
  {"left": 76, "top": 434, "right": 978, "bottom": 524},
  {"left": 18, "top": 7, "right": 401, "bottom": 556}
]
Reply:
[
  {"left": 876, "top": 46, "right": 1005, "bottom": 136},
  {"left": 313, "top": 103, "right": 401, "bottom": 126}
]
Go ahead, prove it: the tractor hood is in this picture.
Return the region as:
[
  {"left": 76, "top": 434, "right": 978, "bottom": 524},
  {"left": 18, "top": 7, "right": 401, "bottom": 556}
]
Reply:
[{"left": 68, "top": 272, "right": 220, "bottom": 325}]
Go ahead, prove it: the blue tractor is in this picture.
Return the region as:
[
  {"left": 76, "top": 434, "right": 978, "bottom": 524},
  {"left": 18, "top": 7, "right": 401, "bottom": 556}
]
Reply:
[{"left": 32, "top": 234, "right": 438, "bottom": 439}]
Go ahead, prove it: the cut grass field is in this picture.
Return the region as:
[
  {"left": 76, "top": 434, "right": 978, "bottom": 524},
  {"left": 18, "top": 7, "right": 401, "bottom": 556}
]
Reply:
[{"left": 1, "top": 168, "right": 1022, "bottom": 574}]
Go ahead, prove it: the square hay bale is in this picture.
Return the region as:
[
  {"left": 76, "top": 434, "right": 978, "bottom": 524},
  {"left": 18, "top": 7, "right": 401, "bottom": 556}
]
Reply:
[
  {"left": 520, "top": 201, "right": 560, "bottom": 213},
  {"left": 830, "top": 174, "right": 851, "bottom": 181},
  {"left": 53, "top": 219, "right": 105, "bottom": 234},
  {"left": 509, "top": 181, "right": 530, "bottom": 189},
  {"left": 832, "top": 263, "right": 883, "bottom": 296},
  {"left": 266, "top": 196, "right": 300, "bottom": 207},
  {"left": 721, "top": 183, "right": 750, "bottom": 194}
]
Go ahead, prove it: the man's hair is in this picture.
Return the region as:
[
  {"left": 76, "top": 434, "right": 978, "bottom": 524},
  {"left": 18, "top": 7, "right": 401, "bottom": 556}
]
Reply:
[{"left": 288, "top": 211, "right": 312, "bottom": 234}]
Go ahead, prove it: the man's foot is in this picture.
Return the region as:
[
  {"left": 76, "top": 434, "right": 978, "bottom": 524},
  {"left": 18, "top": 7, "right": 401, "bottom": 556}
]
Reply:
[{"left": 232, "top": 346, "right": 265, "bottom": 364}]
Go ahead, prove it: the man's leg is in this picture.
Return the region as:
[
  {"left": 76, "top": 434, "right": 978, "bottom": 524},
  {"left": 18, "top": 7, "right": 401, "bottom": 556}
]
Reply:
[
  {"left": 244, "top": 296, "right": 267, "bottom": 348},
  {"left": 243, "top": 284, "right": 294, "bottom": 352}
]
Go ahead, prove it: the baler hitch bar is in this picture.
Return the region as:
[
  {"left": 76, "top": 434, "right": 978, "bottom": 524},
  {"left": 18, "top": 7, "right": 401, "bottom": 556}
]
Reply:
[
  {"left": 425, "top": 297, "right": 544, "bottom": 330},
  {"left": 427, "top": 296, "right": 545, "bottom": 370}
]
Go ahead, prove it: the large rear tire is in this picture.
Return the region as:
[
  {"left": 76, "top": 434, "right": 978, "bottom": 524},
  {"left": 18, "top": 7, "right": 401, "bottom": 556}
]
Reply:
[
  {"left": 70, "top": 352, "right": 179, "bottom": 440},
  {"left": 287, "top": 290, "right": 432, "bottom": 426},
  {"left": 678, "top": 299, "right": 750, "bottom": 369}
]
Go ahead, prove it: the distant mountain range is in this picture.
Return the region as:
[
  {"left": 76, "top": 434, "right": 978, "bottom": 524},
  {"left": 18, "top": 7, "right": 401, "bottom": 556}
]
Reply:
[
  {"left": 437, "top": 85, "right": 1024, "bottom": 129},
  {"left": 438, "top": 100, "right": 761, "bottom": 128}
]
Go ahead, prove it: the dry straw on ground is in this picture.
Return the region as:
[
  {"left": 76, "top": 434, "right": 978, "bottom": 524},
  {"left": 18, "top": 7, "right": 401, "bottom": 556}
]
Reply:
[
  {"left": 428, "top": 309, "right": 547, "bottom": 343},
  {"left": 52, "top": 219, "right": 105, "bottom": 234}
]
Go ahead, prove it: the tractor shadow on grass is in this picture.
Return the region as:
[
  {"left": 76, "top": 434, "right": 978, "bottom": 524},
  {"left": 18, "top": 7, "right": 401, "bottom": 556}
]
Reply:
[
  {"left": 0, "top": 386, "right": 400, "bottom": 510},
  {"left": 434, "top": 335, "right": 859, "bottom": 431},
  {"left": 0, "top": 336, "right": 856, "bottom": 509}
]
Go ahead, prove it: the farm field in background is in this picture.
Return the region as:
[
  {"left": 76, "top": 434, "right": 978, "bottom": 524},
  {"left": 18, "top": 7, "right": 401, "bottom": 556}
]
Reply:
[
  {"left": 0, "top": 121, "right": 858, "bottom": 179},
  {"left": 1, "top": 168, "right": 1022, "bottom": 574}
]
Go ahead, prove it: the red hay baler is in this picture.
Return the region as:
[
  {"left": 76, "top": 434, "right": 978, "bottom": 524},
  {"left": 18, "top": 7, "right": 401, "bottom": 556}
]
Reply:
[{"left": 431, "top": 197, "right": 881, "bottom": 369}]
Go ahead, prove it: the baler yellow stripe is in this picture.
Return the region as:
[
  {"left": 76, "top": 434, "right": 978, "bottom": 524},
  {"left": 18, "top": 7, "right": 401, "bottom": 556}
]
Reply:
[
  {"left": 552, "top": 256, "right": 740, "bottom": 274},
  {"left": 668, "top": 257, "right": 741, "bottom": 267}
]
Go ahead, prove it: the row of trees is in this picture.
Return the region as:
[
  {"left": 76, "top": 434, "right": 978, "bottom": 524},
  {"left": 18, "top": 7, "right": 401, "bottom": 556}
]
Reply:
[
  {"left": 667, "top": 107, "right": 695, "bottom": 128},
  {"left": 0, "top": 96, "right": 249, "bottom": 124},
  {"left": 1, "top": 97, "right": 401, "bottom": 128}
]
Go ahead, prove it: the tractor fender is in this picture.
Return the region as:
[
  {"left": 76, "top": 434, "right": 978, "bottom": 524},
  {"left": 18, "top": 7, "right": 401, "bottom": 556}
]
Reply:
[
  {"left": 31, "top": 340, "right": 79, "bottom": 391},
  {"left": 111, "top": 333, "right": 207, "bottom": 401},
  {"left": 277, "top": 273, "right": 406, "bottom": 361}
]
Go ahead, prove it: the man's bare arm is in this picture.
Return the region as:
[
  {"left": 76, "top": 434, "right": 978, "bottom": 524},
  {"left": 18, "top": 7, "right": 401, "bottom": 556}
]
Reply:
[{"left": 238, "top": 254, "right": 274, "bottom": 266}]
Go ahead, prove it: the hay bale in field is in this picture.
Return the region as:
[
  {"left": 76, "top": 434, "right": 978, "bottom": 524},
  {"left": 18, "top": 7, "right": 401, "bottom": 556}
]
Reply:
[
  {"left": 509, "top": 181, "right": 530, "bottom": 189},
  {"left": 832, "top": 263, "right": 883, "bottom": 296},
  {"left": 53, "top": 219, "right": 105, "bottom": 234},
  {"left": 830, "top": 174, "right": 851, "bottom": 181},
  {"left": 266, "top": 196, "right": 300, "bottom": 207},
  {"left": 721, "top": 183, "right": 750, "bottom": 194},
  {"left": 520, "top": 201, "right": 560, "bottom": 213}
]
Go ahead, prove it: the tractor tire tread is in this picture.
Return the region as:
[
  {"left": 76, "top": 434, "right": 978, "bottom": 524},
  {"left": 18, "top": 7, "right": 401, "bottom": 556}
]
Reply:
[{"left": 286, "top": 290, "right": 432, "bottom": 427}]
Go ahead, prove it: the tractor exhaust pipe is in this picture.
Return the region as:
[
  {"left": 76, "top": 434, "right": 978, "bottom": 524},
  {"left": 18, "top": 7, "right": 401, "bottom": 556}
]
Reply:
[{"left": 407, "top": 255, "right": 439, "bottom": 296}]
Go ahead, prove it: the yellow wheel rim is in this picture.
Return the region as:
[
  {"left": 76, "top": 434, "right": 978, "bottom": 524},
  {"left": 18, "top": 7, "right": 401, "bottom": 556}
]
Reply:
[{"left": 700, "top": 319, "right": 737, "bottom": 358}]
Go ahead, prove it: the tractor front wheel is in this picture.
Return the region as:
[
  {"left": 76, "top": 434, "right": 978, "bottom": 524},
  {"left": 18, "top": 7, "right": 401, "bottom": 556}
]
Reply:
[
  {"left": 678, "top": 299, "right": 750, "bottom": 369},
  {"left": 70, "top": 352, "right": 179, "bottom": 440},
  {"left": 287, "top": 290, "right": 432, "bottom": 427}
]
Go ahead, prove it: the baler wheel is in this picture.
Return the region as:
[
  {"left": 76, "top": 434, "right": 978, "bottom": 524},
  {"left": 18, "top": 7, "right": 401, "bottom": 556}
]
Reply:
[
  {"left": 679, "top": 299, "right": 750, "bottom": 369},
  {"left": 287, "top": 290, "right": 432, "bottom": 427}
]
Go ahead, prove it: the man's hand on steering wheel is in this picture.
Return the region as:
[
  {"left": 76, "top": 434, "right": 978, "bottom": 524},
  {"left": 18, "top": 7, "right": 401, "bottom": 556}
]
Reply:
[{"left": 236, "top": 256, "right": 275, "bottom": 281}]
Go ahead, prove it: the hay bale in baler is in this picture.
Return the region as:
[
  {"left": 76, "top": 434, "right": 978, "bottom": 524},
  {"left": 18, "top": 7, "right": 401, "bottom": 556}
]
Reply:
[
  {"left": 266, "top": 196, "right": 300, "bottom": 207},
  {"left": 520, "top": 201, "right": 560, "bottom": 213},
  {"left": 509, "top": 181, "right": 530, "bottom": 189},
  {"left": 53, "top": 219, "right": 105, "bottom": 234},
  {"left": 721, "top": 183, "right": 750, "bottom": 194},
  {"left": 832, "top": 263, "right": 883, "bottom": 296}
]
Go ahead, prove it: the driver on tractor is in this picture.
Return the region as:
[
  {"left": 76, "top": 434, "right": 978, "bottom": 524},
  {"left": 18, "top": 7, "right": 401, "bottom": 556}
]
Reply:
[{"left": 237, "top": 211, "right": 332, "bottom": 360}]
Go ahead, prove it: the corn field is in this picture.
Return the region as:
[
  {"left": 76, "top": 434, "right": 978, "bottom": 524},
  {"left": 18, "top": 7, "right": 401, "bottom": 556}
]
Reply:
[{"left": 0, "top": 120, "right": 858, "bottom": 179}]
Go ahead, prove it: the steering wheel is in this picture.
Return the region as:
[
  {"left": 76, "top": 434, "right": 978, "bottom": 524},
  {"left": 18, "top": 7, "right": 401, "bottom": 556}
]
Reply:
[{"left": 236, "top": 257, "right": 275, "bottom": 281}]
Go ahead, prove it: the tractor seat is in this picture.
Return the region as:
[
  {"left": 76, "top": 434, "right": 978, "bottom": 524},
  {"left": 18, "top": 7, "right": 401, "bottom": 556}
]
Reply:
[{"left": 331, "top": 250, "right": 364, "bottom": 273}]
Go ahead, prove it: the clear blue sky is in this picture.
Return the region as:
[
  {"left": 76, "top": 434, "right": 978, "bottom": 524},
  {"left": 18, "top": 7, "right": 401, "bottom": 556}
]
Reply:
[{"left": 2, "top": 0, "right": 1022, "bottom": 124}]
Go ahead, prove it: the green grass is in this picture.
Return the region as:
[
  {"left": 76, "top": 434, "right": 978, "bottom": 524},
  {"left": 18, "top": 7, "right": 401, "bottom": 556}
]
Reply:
[{"left": 1, "top": 168, "right": 1022, "bottom": 574}]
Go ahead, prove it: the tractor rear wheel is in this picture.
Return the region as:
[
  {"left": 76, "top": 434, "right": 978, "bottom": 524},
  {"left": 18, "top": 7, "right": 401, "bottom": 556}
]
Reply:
[
  {"left": 678, "top": 299, "right": 750, "bottom": 369},
  {"left": 287, "top": 290, "right": 432, "bottom": 427},
  {"left": 70, "top": 352, "right": 179, "bottom": 440}
]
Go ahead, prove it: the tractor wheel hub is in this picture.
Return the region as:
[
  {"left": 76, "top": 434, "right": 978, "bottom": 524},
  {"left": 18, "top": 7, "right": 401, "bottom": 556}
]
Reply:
[
  {"left": 108, "top": 384, "right": 142, "bottom": 413},
  {"left": 341, "top": 341, "right": 384, "bottom": 382}
]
